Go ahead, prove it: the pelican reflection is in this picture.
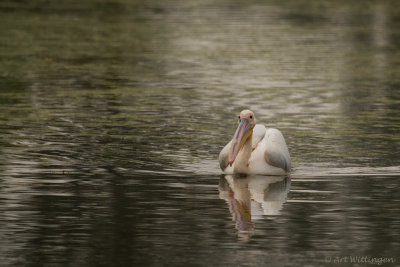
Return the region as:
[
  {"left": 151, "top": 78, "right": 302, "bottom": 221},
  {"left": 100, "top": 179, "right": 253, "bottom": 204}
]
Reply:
[{"left": 219, "top": 175, "right": 290, "bottom": 240}]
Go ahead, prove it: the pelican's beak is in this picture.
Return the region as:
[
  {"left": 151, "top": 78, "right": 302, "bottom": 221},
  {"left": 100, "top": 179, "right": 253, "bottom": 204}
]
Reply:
[{"left": 228, "top": 118, "right": 254, "bottom": 166}]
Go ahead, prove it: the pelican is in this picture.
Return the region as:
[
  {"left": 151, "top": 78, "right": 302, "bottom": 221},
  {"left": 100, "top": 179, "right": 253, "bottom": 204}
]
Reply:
[{"left": 219, "top": 110, "right": 291, "bottom": 175}]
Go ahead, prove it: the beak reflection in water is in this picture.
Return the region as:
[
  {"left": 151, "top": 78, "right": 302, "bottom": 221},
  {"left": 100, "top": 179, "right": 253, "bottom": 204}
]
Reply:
[{"left": 218, "top": 175, "right": 290, "bottom": 241}]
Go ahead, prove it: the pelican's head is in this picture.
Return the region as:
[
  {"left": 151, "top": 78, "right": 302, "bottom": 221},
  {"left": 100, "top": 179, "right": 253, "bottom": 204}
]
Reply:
[{"left": 228, "top": 110, "right": 256, "bottom": 166}]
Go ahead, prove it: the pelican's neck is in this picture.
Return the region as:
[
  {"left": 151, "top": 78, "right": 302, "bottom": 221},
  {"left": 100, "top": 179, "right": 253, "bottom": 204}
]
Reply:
[{"left": 234, "top": 135, "right": 252, "bottom": 174}]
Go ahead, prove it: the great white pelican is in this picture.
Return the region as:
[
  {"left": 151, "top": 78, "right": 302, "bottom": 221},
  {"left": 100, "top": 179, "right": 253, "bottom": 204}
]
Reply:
[{"left": 219, "top": 110, "right": 291, "bottom": 175}]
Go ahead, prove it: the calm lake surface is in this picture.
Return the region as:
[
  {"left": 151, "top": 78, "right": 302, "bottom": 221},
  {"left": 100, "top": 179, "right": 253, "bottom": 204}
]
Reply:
[{"left": 1, "top": 0, "right": 400, "bottom": 266}]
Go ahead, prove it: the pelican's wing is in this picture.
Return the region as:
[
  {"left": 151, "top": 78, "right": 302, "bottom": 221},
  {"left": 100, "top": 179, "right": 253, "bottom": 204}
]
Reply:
[
  {"left": 264, "top": 128, "right": 291, "bottom": 172},
  {"left": 219, "top": 140, "right": 232, "bottom": 171}
]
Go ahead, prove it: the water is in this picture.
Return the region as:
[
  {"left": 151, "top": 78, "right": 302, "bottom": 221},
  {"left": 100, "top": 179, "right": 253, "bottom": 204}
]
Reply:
[{"left": 1, "top": 0, "right": 400, "bottom": 266}]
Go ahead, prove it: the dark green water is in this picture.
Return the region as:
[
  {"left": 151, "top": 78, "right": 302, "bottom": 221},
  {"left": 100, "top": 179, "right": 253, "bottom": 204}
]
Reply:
[{"left": 1, "top": 0, "right": 400, "bottom": 266}]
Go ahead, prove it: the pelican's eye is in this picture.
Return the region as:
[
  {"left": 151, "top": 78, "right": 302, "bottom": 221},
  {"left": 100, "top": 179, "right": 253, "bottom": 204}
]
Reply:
[{"left": 250, "top": 115, "right": 253, "bottom": 119}]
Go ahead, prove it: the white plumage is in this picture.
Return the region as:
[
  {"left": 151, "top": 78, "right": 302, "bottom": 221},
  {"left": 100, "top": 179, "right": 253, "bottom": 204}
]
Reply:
[{"left": 219, "top": 110, "right": 291, "bottom": 175}]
